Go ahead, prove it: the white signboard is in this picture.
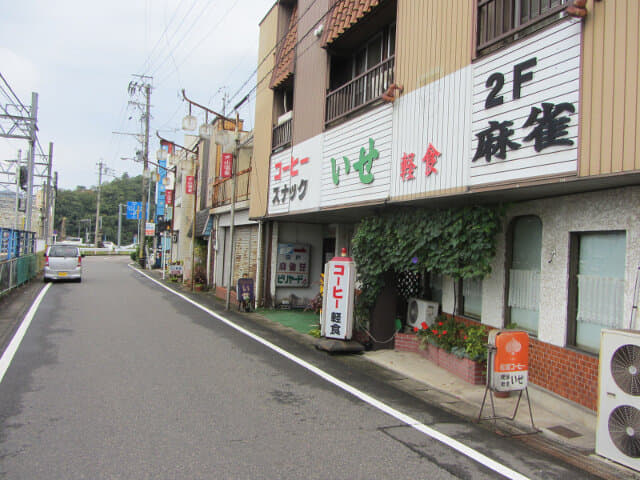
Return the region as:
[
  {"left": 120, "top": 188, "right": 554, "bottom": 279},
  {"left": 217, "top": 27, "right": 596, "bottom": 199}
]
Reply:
[
  {"left": 470, "top": 19, "right": 581, "bottom": 185},
  {"left": 391, "top": 66, "right": 472, "bottom": 199},
  {"left": 321, "top": 254, "right": 355, "bottom": 340},
  {"left": 267, "top": 135, "right": 322, "bottom": 215},
  {"left": 276, "top": 243, "right": 310, "bottom": 287},
  {"left": 321, "top": 104, "right": 393, "bottom": 208}
]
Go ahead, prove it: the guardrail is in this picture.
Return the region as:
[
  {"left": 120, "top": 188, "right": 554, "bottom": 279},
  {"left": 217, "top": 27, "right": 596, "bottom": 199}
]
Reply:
[{"left": 0, "top": 227, "right": 39, "bottom": 296}]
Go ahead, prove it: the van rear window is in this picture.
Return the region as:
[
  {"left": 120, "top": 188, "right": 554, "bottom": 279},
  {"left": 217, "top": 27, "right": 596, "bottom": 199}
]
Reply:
[{"left": 49, "top": 246, "right": 79, "bottom": 257}]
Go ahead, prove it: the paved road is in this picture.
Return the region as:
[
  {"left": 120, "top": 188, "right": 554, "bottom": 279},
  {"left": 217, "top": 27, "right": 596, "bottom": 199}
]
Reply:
[{"left": 0, "top": 257, "right": 601, "bottom": 479}]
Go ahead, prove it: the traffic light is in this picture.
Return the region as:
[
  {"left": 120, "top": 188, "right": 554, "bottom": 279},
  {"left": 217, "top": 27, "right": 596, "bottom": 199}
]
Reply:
[{"left": 19, "top": 166, "right": 28, "bottom": 191}]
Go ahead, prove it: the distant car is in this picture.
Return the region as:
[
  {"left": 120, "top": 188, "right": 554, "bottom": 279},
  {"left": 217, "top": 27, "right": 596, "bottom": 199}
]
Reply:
[
  {"left": 116, "top": 243, "right": 137, "bottom": 251},
  {"left": 102, "top": 241, "right": 115, "bottom": 250},
  {"left": 59, "top": 237, "right": 83, "bottom": 245},
  {"left": 44, "top": 244, "right": 82, "bottom": 282}
]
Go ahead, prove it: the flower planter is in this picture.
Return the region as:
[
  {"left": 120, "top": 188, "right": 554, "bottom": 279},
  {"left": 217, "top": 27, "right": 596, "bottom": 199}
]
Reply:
[{"left": 395, "top": 333, "right": 486, "bottom": 385}]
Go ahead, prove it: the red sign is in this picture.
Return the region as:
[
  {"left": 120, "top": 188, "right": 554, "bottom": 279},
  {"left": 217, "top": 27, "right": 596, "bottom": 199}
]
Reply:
[
  {"left": 185, "top": 176, "right": 195, "bottom": 194},
  {"left": 490, "top": 330, "right": 529, "bottom": 391},
  {"left": 165, "top": 189, "right": 174, "bottom": 206},
  {"left": 221, "top": 153, "right": 233, "bottom": 178}
]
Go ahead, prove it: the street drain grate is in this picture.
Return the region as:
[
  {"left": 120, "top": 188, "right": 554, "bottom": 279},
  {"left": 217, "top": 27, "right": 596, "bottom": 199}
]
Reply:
[{"left": 548, "top": 425, "right": 582, "bottom": 438}]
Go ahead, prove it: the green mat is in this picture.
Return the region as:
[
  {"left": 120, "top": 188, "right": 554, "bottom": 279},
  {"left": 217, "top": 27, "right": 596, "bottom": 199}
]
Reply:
[{"left": 256, "top": 308, "right": 320, "bottom": 335}]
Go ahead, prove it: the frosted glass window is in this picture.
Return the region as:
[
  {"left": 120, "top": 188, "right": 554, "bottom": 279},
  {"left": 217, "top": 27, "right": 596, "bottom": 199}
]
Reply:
[
  {"left": 508, "top": 216, "right": 542, "bottom": 333},
  {"left": 574, "top": 231, "right": 626, "bottom": 352},
  {"left": 463, "top": 277, "right": 482, "bottom": 319}
]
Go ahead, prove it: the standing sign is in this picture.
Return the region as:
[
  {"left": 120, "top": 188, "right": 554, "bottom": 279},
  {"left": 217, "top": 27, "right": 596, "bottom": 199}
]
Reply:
[
  {"left": 488, "top": 330, "right": 529, "bottom": 392},
  {"left": 275, "top": 243, "right": 310, "bottom": 287},
  {"left": 221, "top": 153, "right": 233, "bottom": 178},
  {"left": 145, "top": 222, "right": 155, "bottom": 236},
  {"left": 185, "top": 175, "right": 195, "bottom": 194},
  {"left": 321, "top": 249, "right": 355, "bottom": 340}
]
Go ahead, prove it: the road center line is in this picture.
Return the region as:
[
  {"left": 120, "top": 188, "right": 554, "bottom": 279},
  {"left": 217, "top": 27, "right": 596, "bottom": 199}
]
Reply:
[
  {"left": 0, "top": 283, "right": 51, "bottom": 385},
  {"left": 130, "top": 265, "right": 529, "bottom": 480}
]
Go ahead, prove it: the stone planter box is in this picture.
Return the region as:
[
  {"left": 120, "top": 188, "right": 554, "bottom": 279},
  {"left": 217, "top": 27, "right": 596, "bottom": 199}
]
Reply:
[{"left": 395, "top": 333, "right": 486, "bottom": 385}]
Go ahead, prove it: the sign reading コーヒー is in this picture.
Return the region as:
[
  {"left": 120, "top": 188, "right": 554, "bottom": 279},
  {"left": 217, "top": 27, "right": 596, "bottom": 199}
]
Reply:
[
  {"left": 488, "top": 330, "right": 529, "bottom": 392},
  {"left": 321, "top": 249, "right": 355, "bottom": 340}
]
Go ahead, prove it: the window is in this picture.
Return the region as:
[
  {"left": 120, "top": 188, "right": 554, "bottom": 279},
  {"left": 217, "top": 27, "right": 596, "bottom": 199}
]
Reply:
[
  {"left": 476, "top": 0, "right": 568, "bottom": 56},
  {"left": 568, "top": 231, "right": 626, "bottom": 353},
  {"left": 462, "top": 277, "right": 483, "bottom": 319},
  {"left": 326, "top": 24, "right": 396, "bottom": 124},
  {"left": 507, "top": 216, "right": 542, "bottom": 334}
]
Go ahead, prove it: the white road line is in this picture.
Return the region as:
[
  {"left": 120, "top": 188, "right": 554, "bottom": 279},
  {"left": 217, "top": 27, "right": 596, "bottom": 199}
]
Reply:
[
  {"left": 130, "top": 265, "right": 530, "bottom": 480},
  {"left": 0, "top": 283, "right": 51, "bottom": 384}
]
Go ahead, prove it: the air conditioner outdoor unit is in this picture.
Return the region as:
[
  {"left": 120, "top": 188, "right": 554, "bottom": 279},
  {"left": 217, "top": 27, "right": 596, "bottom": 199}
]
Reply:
[
  {"left": 406, "top": 298, "right": 438, "bottom": 329},
  {"left": 596, "top": 329, "right": 640, "bottom": 470}
]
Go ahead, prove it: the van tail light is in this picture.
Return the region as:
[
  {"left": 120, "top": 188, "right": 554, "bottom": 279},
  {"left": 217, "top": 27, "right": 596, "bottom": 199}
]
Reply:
[
  {"left": 45, "top": 256, "right": 49, "bottom": 267},
  {"left": 77, "top": 256, "right": 82, "bottom": 266}
]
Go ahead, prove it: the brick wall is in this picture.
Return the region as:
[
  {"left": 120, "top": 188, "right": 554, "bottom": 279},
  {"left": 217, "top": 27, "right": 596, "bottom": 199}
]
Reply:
[{"left": 395, "top": 322, "right": 599, "bottom": 410}]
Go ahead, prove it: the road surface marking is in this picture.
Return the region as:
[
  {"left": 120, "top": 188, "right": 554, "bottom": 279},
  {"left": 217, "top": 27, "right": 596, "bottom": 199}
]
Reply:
[
  {"left": 0, "top": 283, "right": 51, "bottom": 384},
  {"left": 131, "top": 265, "right": 529, "bottom": 480}
]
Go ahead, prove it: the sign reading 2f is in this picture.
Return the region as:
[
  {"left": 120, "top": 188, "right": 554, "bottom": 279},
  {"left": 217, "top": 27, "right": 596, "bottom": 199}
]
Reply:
[{"left": 484, "top": 58, "right": 537, "bottom": 109}]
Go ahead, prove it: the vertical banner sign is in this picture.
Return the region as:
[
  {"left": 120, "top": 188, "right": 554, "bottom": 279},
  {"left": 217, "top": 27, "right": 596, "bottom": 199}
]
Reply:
[
  {"left": 221, "top": 153, "right": 233, "bottom": 179},
  {"left": 185, "top": 175, "right": 195, "bottom": 194},
  {"left": 321, "top": 250, "right": 355, "bottom": 340},
  {"left": 489, "top": 330, "right": 529, "bottom": 392},
  {"left": 165, "top": 190, "right": 174, "bottom": 206}
]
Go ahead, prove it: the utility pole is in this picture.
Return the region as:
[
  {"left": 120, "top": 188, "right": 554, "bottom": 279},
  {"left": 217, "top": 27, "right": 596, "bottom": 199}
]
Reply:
[
  {"left": 15, "top": 149, "right": 21, "bottom": 229},
  {"left": 51, "top": 171, "right": 58, "bottom": 242},
  {"left": 43, "top": 142, "right": 53, "bottom": 244},
  {"left": 25, "top": 92, "right": 38, "bottom": 232},
  {"left": 117, "top": 204, "right": 124, "bottom": 247},
  {"left": 94, "top": 160, "right": 105, "bottom": 246},
  {"left": 129, "top": 75, "right": 152, "bottom": 266}
]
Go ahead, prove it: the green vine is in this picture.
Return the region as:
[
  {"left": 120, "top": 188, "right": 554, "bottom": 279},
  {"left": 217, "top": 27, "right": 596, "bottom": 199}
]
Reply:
[{"left": 351, "top": 205, "right": 504, "bottom": 320}]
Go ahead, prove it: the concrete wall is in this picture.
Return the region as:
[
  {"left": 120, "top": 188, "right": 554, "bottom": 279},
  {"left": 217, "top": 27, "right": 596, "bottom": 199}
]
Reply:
[{"left": 481, "top": 185, "right": 640, "bottom": 346}]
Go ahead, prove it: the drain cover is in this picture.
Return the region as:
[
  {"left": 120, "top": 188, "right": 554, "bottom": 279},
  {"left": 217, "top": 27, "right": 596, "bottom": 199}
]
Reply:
[{"left": 548, "top": 425, "right": 582, "bottom": 439}]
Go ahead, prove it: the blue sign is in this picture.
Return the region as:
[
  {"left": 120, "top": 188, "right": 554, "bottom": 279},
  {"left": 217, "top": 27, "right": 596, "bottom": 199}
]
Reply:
[{"left": 126, "top": 201, "right": 148, "bottom": 220}]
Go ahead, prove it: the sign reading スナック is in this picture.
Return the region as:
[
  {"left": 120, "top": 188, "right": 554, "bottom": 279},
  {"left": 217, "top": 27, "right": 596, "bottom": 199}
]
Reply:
[
  {"left": 489, "top": 330, "right": 529, "bottom": 392},
  {"left": 321, "top": 251, "right": 355, "bottom": 340},
  {"left": 275, "top": 243, "right": 310, "bottom": 287}
]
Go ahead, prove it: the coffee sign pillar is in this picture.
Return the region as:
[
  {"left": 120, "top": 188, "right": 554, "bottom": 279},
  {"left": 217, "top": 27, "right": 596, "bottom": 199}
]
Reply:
[{"left": 321, "top": 248, "right": 355, "bottom": 340}]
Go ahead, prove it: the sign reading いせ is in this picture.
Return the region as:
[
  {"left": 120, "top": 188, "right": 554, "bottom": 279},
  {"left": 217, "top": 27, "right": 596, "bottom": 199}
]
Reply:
[
  {"left": 488, "top": 330, "right": 529, "bottom": 392},
  {"left": 321, "top": 249, "right": 355, "bottom": 340}
]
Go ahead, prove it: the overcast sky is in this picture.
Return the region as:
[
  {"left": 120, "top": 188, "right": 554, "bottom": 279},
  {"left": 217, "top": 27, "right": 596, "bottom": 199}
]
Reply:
[{"left": 1, "top": 0, "right": 275, "bottom": 191}]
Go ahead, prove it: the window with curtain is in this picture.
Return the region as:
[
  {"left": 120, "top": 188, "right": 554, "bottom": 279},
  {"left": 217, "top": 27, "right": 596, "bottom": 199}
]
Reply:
[
  {"left": 570, "top": 231, "right": 626, "bottom": 353},
  {"left": 508, "top": 216, "right": 542, "bottom": 333},
  {"left": 463, "top": 277, "right": 483, "bottom": 319}
]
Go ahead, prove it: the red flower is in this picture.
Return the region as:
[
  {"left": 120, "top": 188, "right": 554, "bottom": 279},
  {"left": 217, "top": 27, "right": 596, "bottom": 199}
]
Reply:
[
  {"left": 442, "top": 330, "right": 448, "bottom": 335},
  {"left": 464, "top": 335, "right": 468, "bottom": 340},
  {"left": 438, "top": 322, "right": 443, "bottom": 326},
  {"left": 421, "top": 321, "right": 428, "bottom": 329},
  {"left": 432, "top": 329, "right": 438, "bottom": 334},
  {"left": 413, "top": 327, "right": 419, "bottom": 333}
]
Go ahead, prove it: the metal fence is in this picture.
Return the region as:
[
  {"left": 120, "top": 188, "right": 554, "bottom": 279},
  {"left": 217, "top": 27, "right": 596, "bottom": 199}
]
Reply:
[{"left": 0, "top": 227, "right": 39, "bottom": 296}]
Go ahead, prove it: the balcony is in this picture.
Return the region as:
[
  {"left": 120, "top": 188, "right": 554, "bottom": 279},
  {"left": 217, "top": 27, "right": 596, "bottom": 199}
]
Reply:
[
  {"left": 476, "top": 0, "right": 567, "bottom": 55},
  {"left": 271, "top": 116, "right": 292, "bottom": 153},
  {"left": 325, "top": 56, "right": 394, "bottom": 126},
  {"left": 211, "top": 167, "right": 251, "bottom": 208}
]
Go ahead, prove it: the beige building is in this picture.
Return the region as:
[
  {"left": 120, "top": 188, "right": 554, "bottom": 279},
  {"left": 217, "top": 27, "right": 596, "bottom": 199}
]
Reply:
[{"left": 249, "top": 0, "right": 640, "bottom": 422}]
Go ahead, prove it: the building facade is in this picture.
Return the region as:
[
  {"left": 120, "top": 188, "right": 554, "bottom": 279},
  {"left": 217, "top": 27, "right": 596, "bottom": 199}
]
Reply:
[{"left": 250, "top": 0, "right": 640, "bottom": 411}]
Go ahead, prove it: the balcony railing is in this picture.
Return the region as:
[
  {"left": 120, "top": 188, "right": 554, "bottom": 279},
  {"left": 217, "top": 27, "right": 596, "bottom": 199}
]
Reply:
[
  {"left": 272, "top": 118, "right": 292, "bottom": 152},
  {"left": 326, "top": 56, "right": 394, "bottom": 125},
  {"left": 476, "top": 0, "right": 567, "bottom": 54},
  {"left": 211, "top": 168, "right": 252, "bottom": 208}
]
